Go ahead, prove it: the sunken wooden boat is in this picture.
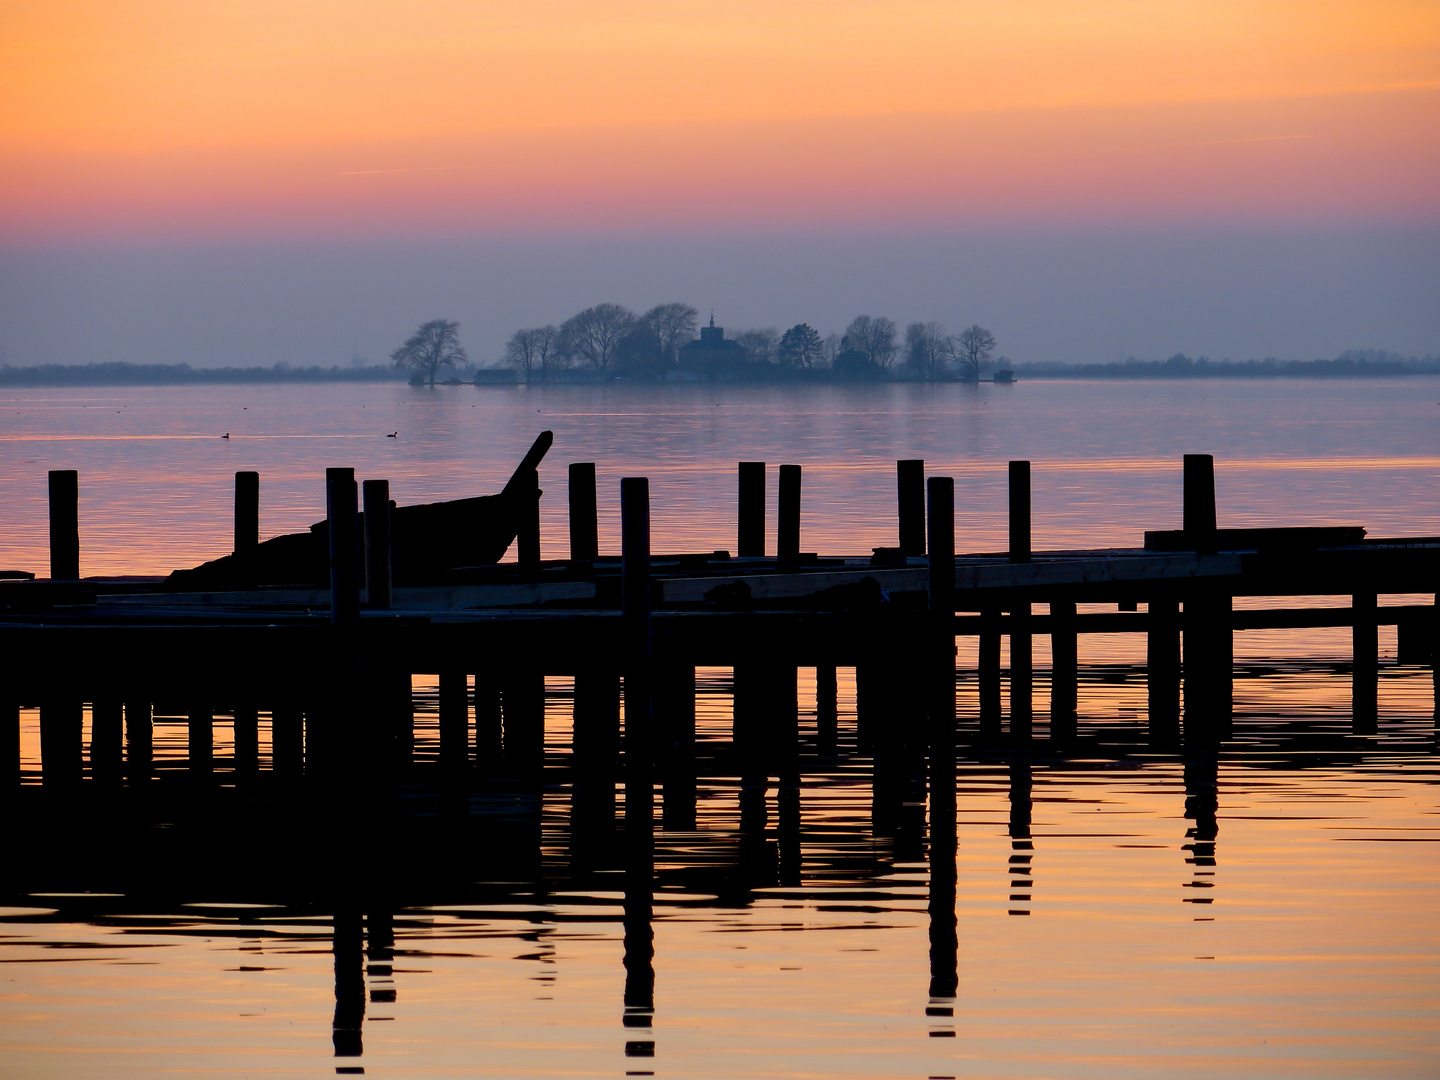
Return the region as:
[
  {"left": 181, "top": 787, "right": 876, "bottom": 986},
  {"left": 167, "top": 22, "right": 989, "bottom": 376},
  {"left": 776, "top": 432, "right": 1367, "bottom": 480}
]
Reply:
[{"left": 165, "top": 431, "right": 553, "bottom": 590}]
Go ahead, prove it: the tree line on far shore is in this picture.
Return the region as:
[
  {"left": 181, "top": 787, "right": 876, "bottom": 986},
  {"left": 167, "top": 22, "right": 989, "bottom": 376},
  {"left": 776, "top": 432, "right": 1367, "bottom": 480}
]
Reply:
[{"left": 389, "top": 305, "right": 1001, "bottom": 384}]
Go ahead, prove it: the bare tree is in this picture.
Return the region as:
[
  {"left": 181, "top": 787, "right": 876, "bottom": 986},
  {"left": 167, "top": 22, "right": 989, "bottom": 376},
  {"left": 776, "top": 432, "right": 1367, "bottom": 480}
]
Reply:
[
  {"left": 955, "top": 324, "right": 997, "bottom": 380},
  {"left": 733, "top": 328, "right": 779, "bottom": 364},
  {"left": 391, "top": 319, "right": 467, "bottom": 386},
  {"left": 640, "top": 303, "right": 699, "bottom": 367},
  {"left": 505, "top": 325, "right": 563, "bottom": 382},
  {"left": 558, "top": 303, "right": 637, "bottom": 374},
  {"left": 842, "top": 315, "right": 899, "bottom": 368},
  {"left": 905, "top": 321, "right": 953, "bottom": 381},
  {"left": 778, "top": 323, "right": 825, "bottom": 369}
]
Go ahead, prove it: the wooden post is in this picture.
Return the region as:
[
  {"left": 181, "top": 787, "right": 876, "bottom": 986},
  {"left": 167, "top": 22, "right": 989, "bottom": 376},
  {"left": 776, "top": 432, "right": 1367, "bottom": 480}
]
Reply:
[
  {"left": 125, "top": 700, "right": 152, "bottom": 785},
  {"left": 234, "top": 701, "right": 259, "bottom": 782},
  {"left": 327, "top": 468, "right": 360, "bottom": 626},
  {"left": 39, "top": 700, "right": 82, "bottom": 791},
  {"left": 738, "top": 462, "right": 765, "bottom": 558},
  {"left": 3, "top": 695, "right": 17, "bottom": 792},
  {"left": 1050, "top": 599, "right": 1078, "bottom": 744},
  {"left": 1183, "top": 454, "right": 1217, "bottom": 555},
  {"left": 569, "top": 463, "right": 599, "bottom": 564},
  {"left": 1008, "top": 460, "right": 1031, "bottom": 564},
  {"left": 501, "top": 670, "right": 545, "bottom": 778},
  {"left": 272, "top": 705, "right": 304, "bottom": 781},
  {"left": 659, "top": 661, "right": 697, "bottom": 832},
  {"left": 621, "top": 477, "right": 653, "bottom": 775},
  {"left": 48, "top": 470, "right": 79, "bottom": 580},
  {"left": 815, "top": 663, "right": 838, "bottom": 757},
  {"left": 438, "top": 670, "right": 469, "bottom": 791},
  {"left": 518, "top": 468, "right": 541, "bottom": 568},
  {"left": 189, "top": 702, "right": 213, "bottom": 782},
  {"left": 1008, "top": 460, "right": 1032, "bottom": 738},
  {"left": 90, "top": 700, "right": 123, "bottom": 788},
  {"left": 928, "top": 477, "right": 957, "bottom": 764},
  {"left": 362, "top": 479, "right": 392, "bottom": 609},
  {"left": 234, "top": 471, "right": 259, "bottom": 555},
  {"left": 1147, "top": 596, "right": 1181, "bottom": 744},
  {"left": 472, "top": 676, "right": 501, "bottom": 774},
  {"left": 1353, "top": 591, "right": 1379, "bottom": 733},
  {"left": 778, "top": 464, "right": 801, "bottom": 573},
  {"left": 979, "top": 607, "right": 1002, "bottom": 740},
  {"left": 1184, "top": 594, "right": 1231, "bottom": 746},
  {"left": 898, "top": 459, "right": 926, "bottom": 557}
]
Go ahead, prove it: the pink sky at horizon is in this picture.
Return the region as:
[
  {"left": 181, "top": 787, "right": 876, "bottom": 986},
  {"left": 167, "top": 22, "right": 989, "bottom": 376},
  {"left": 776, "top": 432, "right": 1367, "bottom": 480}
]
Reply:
[{"left": 2, "top": 1, "right": 1438, "bottom": 239}]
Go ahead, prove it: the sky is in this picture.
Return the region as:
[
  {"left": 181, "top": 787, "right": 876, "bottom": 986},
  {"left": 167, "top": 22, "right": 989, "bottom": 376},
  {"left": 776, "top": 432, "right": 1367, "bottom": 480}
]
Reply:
[{"left": 0, "top": 0, "right": 1437, "bottom": 364}]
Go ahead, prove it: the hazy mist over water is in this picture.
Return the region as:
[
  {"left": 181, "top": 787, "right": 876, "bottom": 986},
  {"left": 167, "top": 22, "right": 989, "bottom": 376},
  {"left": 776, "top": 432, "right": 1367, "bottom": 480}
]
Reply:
[{"left": 2, "top": 227, "right": 1436, "bottom": 369}]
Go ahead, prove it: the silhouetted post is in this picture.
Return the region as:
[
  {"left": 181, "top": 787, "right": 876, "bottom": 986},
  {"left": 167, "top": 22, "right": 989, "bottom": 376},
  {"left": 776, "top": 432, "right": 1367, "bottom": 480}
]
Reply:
[
  {"left": 438, "top": 670, "right": 468, "bottom": 795},
  {"left": 1050, "top": 599, "right": 1078, "bottom": 745},
  {"left": 272, "top": 705, "right": 303, "bottom": 781},
  {"left": 233, "top": 701, "right": 259, "bottom": 783},
  {"left": 1183, "top": 595, "right": 1232, "bottom": 748},
  {"left": 979, "top": 607, "right": 1002, "bottom": 739},
  {"left": 189, "top": 702, "right": 212, "bottom": 783},
  {"left": 568, "top": 463, "right": 599, "bottom": 565},
  {"left": 362, "top": 479, "right": 392, "bottom": 609},
  {"left": 125, "top": 700, "right": 152, "bottom": 785},
  {"left": 90, "top": 700, "right": 123, "bottom": 788},
  {"left": 738, "top": 462, "right": 765, "bottom": 558},
  {"left": 777, "top": 464, "right": 801, "bottom": 573},
  {"left": 518, "top": 468, "right": 541, "bottom": 568},
  {"left": 327, "top": 468, "right": 360, "bottom": 626},
  {"left": 473, "top": 676, "right": 501, "bottom": 775},
  {"left": 332, "top": 910, "right": 365, "bottom": 1060},
  {"left": 776, "top": 663, "right": 801, "bottom": 887},
  {"left": 1353, "top": 591, "right": 1379, "bottom": 734},
  {"left": 3, "top": 696, "right": 17, "bottom": 792},
  {"left": 501, "top": 670, "right": 545, "bottom": 779},
  {"left": 899, "top": 459, "right": 926, "bottom": 557},
  {"left": 1148, "top": 596, "right": 1181, "bottom": 744},
  {"left": 572, "top": 666, "right": 620, "bottom": 866},
  {"left": 1008, "top": 462, "right": 1032, "bottom": 738},
  {"left": 1183, "top": 454, "right": 1217, "bottom": 555},
  {"left": 816, "top": 663, "right": 838, "bottom": 757},
  {"left": 1007, "top": 763, "right": 1034, "bottom": 916},
  {"left": 928, "top": 477, "right": 957, "bottom": 769},
  {"left": 234, "top": 471, "right": 259, "bottom": 555},
  {"left": 39, "top": 700, "right": 81, "bottom": 792},
  {"left": 48, "top": 470, "right": 78, "bottom": 580},
  {"left": 659, "top": 661, "right": 697, "bottom": 832}
]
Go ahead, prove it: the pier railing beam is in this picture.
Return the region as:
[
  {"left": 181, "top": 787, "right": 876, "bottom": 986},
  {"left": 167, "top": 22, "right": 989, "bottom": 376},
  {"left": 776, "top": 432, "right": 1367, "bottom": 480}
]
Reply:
[
  {"left": 899, "top": 459, "right": 926, "bottom": 558},
  {"left": 738, "top": 462, "right": 765, "bottom": 558},
  {"left": 568, "top": 463, "right": 599, "bottom": 565},
  {"left": 777, "top": 464, "right": 801, "bottom": 573},
  {"left": 48, "top": 470, "right": 79, "bottom": 581}
]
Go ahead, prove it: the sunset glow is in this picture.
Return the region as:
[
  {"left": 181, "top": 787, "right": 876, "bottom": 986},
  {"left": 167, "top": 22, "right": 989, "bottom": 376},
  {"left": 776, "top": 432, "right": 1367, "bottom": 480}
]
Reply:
[{"left": 2, "top": 0, "right": 1437, "bottom": 236}]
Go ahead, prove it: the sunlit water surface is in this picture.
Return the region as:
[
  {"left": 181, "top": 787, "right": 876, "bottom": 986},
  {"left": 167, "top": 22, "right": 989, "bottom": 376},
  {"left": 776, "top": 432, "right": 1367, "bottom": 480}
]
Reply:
[{"left": 1, "top": 379, "right": 1438, "bottom": 1077}]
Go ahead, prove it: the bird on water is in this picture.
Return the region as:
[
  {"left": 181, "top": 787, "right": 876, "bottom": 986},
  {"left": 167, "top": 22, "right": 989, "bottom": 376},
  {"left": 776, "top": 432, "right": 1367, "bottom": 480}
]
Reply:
[
  {"left": 388, "top": 431, "right": 398, "bottom": 438},
  {"left": 221, "top": 432, "right": 230, "bottom": 439}
]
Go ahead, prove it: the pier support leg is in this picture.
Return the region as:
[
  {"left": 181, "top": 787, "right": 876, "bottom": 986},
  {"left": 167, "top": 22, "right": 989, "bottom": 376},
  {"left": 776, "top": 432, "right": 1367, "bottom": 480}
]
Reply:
[
  {"left": 1353, "top": 591, "right": 1379, "bottom": 735},
  {"left": 189, "top": 702, "right": 213, "bottom": 785},
  {"left": 40, "top": 699, "right": 82, "bottom": 793},
  {"left": 1147, "top": 597, "right": 1181, "bottom": 746},
  {"left": 738, "top": 462, "right": 766, "bottom": 558},
  {"left": 438, "top": 669, "right": 469, "bottom": 796},
  {"left": 815, "top": 663, "right": 838, "bottom": 758},
  {"left": 90, "top": 699, "right": 123, "bottom": 789},
  {"left": 125, "top": 700, "right": 152, "bottom": 785},
  {"left": 1184, "top": 593, "right": 1232, "bottom": 748},
  {"left": 568, "top": 463, "right": 599, "bottom": 565},
  {"left": 1010, "top": 606, "right": 1033, "bottom": 742},
  {"left": 3, "top": 695, "right": 17, "bottom": 793},
  {"left": 573, "top": 667, "right": 620, "bottom": 871},
  {"left": 472, "top": 675, "right": 501, "bottom": 776},
  {"left": 234, "top": 700, "right": 259, "bottom": 785},
  {"left": 49, "top": 470, "right": 79, "bottom": 581},
  {"left": 502, "top": 670, "right": 546, "bottom": 782},
  {"left": 272, "top": 705, "right": 303, "bottom": 782},
  {"left": 979, "top": 607, "right": 1002, "bottom": 741},
  {"left": 1049, "top": 599, "right": 1078, "bottom": 746},
  {"left": 658, "top": 661, "right": 697, "bottom": 832}
]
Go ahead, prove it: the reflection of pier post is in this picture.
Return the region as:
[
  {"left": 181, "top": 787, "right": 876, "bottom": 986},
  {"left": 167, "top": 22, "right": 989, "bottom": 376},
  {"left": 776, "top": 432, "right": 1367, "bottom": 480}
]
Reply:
[
  {"left": 1008, "top": 462, "right": 1033, "bottom": 741},
  {"left": 926, "top": 477, "right": 958, "bottom": 1020},
  {"left": 1147, "top": 595, "right": 1181, "bottom": 746},
  {"left": 1049, "top": 599, "right": 1078, "bottom": 747},
  {"left": 659, "top": 660, "right": 697, "bottom": 832},
  {"left": 1007, "top": 763, "right": 1033, "bottom": 916},
  {"left": 1352, "top": 591, "right": 1379, "bottom": 735},
  {"left": 332, "top": 909, "right": 365, "bottom": 1060},
  {"left": 1182, "top": 755, "right": 1219, "bottom": 912}
]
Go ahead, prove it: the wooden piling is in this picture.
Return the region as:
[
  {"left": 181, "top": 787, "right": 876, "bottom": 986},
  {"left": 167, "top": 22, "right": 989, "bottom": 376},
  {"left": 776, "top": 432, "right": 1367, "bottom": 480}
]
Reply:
[
  {"left": 234, "top": 471, "right": 259, "bottom": 555},
  {"left": 233, "top": 701, "right": 259, "bottom": 782},
  {"left": 326, "top": 468, "right": 360, "bottom": 625},
  {"left": 518, "top": 468, "right": 541, "bottom": 568},
  {"left": 815, "top": 663, "right": 838, "bottom": 757},
  {"left": 272, "top": 705, "right": 304, "bottom": 781},
  {"left": 1008, "top": 460, "right": 1031, "bottom": 564},
  {"left": 1353, "top": 591, "right": 1379, "bottom": 733},
  {"left": 90, "top": 699, "right": 123, "bottom": 787},
  {"left": 472, "top": 676, "right": 500, "bottom": 773},
  {"left": 1183, "top": 454, "right": 1217, "bottom": 555},
  {"left": 3, "top": 695, "right": 17, "bottom": 792},
  {"left": 927, "top": 477, "right": 957, "bottom": 756},
  {"left": 899, "top": 459, "right": 926, "bottom": 557},
  {"left": 1147, "top": 596, "right": 1181, "bottom": 743},
  {"left": 568, "top": 463, "right": 599, "bottom": 564},
  {"left": 1049, "top": 599, "right": 1078, "bottom": 744},
  {"left": 979, "top": 607, "right": 1002, "bottom": 739},
  {"left": 39, "top": 700, "right": 82, "bottom": 791},
  {"left": 189, "top": 703, "right": 213, "bottom": 782},
  {"left": 48, "top": 470, "right": 79, "bottom": 581},
  {"left": 621, "top": 477, "right": 655, "bottom": 897},
  {"left": 778, "top": 464, "right": 801, "bottom": 573},
  {"left": 438, "top": 670, "right": 469, "bottom": 788},
  {"left": 1010, "top": 604, "right": 1033, "bottom": 740},
  {"left": 502, "top": 670, "right": 545, "bottom": 777},
  {"left": 658, "top": 661, "right": 697, "bottom": 832},
  {"left": 362, "top": 479, "right": 392, "bottom": 609},
  {"left": 125, "top": 700, "right": 152, "bottom": 784},
  {"left": 737, "top": 462, "right": 765, "bottom": 558}
]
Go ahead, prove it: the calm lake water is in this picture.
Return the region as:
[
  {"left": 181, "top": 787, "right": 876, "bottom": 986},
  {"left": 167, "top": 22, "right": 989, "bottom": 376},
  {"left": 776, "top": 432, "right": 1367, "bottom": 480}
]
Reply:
[{"left": 1, "top": 379, "right": 1438, "bottom": 1078}]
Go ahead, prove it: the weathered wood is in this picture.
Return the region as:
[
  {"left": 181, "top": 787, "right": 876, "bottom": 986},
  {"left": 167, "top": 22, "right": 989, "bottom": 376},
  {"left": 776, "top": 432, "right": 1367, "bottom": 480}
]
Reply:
[
  {"left": 40, "top": 700, "right": 82, "bottom": 791},
  {"left": 738, "top": 462, "right": 765, "bottom": 558},
  {"left": 1049, "top": 599, "right": 1078, "bottom": 743},
  {"left": 189, "top": 703, "right": 213, "bottom": 782},
  {"left": 1147, "top": 596, "right": 1181, "bottom": 744},
  {"left": 233, "top": 700, "right": 259, "bottom": 781},
  {"left": 234, "top": 471, "right": 259, "bottom": 556},
  {"left": 362, "top": 479, "right": 392, "bottom": 609},
  {"left": 48, "top": 470, "right": 79, "bottom": 581},
  {"left": 778, "top": 464, "right": 801, "bottom": 573},
  {"left": 1008, "top": 460, "right": 1031, "bottom": 565},
  {"left": 899, "top": 459, "right": 926, "bottom": 557},
  {"left": 90, "top": 699, "right": 123, "bottom": 787},
  {"left": 326, "top": 467, "right": 359, "bottom": 625},
  {"left": 568, "top": 462, "right": 599, "bottom": 564},
  {"left": 125, "top": 700, "right": 152, "bottom": 784},
  {"left": 1183, "top": 454, "right": 1218, "bottom": 555},
  {"left": 1353, "top": 591, "right": 1378, "bottom": 733},
  {"left": 815, "top": 663, "right": 838, "bottom": 756},
  {"left": 517, "top": 468, "right": 541, "bottom": 568},
  {"left": 271, "top": 705, "right": 303, "bottom": 781},
  {"left": 438, "top": 670, "right": 469, "bottom": 786}
]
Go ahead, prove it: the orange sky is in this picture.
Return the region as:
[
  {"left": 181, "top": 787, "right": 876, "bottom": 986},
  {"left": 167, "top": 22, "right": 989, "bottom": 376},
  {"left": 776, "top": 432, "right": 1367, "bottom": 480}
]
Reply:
[{"left": 2, "top": 0, "right": 1437, "bottom": 235}]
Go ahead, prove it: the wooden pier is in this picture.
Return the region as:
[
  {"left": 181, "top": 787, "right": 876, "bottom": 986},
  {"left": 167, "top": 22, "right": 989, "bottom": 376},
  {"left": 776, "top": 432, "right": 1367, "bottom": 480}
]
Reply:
[{"left": 2, "top": 452, "right": 1437, "bottom": 806}]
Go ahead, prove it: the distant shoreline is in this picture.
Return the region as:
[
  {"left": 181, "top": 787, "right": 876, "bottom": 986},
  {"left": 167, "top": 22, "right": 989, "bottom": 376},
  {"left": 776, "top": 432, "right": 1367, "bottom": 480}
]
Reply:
[{"left": 1, "top": 355, "right": 1436, "bottom": 387}]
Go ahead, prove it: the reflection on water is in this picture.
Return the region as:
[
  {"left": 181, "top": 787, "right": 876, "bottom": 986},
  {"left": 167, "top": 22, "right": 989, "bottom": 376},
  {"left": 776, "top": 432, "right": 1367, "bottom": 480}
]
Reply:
[{"left": 2, "top": 663, "right": 1439, "bottom": 1078}]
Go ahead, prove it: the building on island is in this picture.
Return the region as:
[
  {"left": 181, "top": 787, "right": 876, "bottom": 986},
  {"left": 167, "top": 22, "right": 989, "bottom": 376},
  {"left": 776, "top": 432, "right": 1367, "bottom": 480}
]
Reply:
[{"left": 675, "top": 315, "right": 747, "bottom": 380}]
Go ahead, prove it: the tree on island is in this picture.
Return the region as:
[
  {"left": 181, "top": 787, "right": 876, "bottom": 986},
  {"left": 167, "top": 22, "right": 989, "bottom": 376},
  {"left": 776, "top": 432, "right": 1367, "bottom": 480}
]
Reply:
[
  {"left": 506, "top": 325, "right": 563, "bottom": 382},
  {"left": 842, "top": 315, "right": 899, "bottom": 369},
  {"left": 955, "top": 324, "right": 997, "bottom": 380},
  {"left": 558, "top": 303, "right": 636, "bottom": 374},
  {"left": 640, "top": 303, "right": 700, "bottom": 367},
  {"left": 778, "top": 323, "right": 825, "bottom": 369},
  {"left": 392, "top": 319, "right": 467, "bottom": 386},
  {"left": 905, "top": 321, "right": 954, "bottom": 381}
]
